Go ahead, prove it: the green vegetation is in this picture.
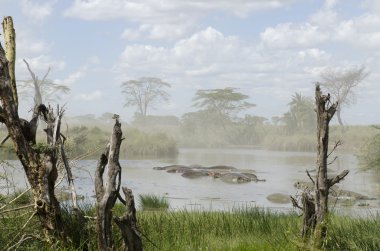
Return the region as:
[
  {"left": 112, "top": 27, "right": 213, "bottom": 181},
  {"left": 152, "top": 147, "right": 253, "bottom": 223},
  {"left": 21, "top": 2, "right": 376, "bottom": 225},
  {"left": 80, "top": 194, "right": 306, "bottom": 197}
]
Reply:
[
  {"left": 1, "top": 202, "right": 380, "bottom": 250},
  {"left": 0, "top": 122, "right": 178, "bottom": 159},
  {"left": 7, "top": 189, "right": 33, "bottom": 205},
  {"left": 125, "top": 128, "right": 177, "bottom": 158},
  {"left": 138, "top": 194, "right": 169, "bottom": 211},
  {"left": 358, "top": 128, "right": 380, "bottom": 170}
]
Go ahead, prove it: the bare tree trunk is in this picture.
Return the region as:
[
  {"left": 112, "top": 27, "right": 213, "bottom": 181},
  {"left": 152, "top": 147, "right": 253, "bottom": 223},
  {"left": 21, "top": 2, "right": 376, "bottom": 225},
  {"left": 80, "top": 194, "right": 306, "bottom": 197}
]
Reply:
[
  {"left": 114, "top": 187, "right": 143, "bottom": 251},
  {"left": 2, "top": 16, "right": 18, "bottom": 109},
  {"left": 292, "top": 85, "right": 349, "bottom": 247},
  {"left": 95, "top": 117, "right": 123, "bottom": 251},
  {"left": 1, "top": 16, "right": 68, "bottom": 241},
  {"left": 300, "top": 192, "right": 316, "bottom": 237},
  {"left": 95, "top": 117, "right": 143, "bottom": 251},
  {"left": 314, "top": 84, "right": 349, "bottom": 244}
]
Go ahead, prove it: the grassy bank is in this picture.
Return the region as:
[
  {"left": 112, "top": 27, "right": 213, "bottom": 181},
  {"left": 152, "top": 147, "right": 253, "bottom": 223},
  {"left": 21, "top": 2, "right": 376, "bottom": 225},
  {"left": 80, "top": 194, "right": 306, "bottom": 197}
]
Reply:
[
  {"left": 0, "top": 125, "right": 178, "bottom": 159},
  {"left": 1, "top": 201, "right": 380, "bottom": 250}
]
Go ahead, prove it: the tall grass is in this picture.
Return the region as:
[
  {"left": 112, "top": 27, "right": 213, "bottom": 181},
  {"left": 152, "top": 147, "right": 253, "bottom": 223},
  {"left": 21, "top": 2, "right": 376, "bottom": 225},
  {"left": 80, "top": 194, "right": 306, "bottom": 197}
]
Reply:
[
  {"left": 138, "top": 208, "right": 300, "bottom": 250},
  {"left": 138, "top": 194, "right": 169, "bottom": 211},
  {"left": 1, "top": 202, "right": 380, "bottom": 250}
]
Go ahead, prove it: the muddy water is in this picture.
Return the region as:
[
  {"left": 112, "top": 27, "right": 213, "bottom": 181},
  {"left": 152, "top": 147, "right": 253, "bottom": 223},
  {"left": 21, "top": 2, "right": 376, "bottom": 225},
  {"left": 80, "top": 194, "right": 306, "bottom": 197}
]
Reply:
[{"left": 1, "top": 148, "right": 380, "bottom": 214}]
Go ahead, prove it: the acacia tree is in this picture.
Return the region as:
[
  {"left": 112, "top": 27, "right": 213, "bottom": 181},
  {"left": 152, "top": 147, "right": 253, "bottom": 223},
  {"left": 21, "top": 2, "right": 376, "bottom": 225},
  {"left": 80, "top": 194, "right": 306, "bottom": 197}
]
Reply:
[
  {"left": 320, "top": 66, "right": 369, "bottom": 126},
  {"left": 19, "top": 59, "right": 70, "bottom": 106},
  {"left": 120, "top": 77, "right": 171, "bottom": 117},
  {"left": 192, "top": 87, "right": 255, "bottom": 120}
]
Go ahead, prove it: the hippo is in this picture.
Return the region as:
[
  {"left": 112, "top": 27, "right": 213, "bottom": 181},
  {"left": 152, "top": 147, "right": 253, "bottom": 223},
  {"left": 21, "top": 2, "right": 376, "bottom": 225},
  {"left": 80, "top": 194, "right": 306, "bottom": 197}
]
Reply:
[
  {"left": 181, "top": 170, "right": 210, "bottom": 179},
  {"left": 238, "top": 172, "right": 266, "bottom": 182},
  {"left": 220, "top": 173, "right": 252, "bottom": 184},
  {"left": 166, "top": 166, "right": 193, "bottom": 173},
  {"left": 205, "top": 165, "right": 237, "bottom": 170},
  {"left": 153, "top": 165, "right": 188, "bottom": 171},
  {"left": 332, "top": 190, "right": 374, "bottom": 200}
]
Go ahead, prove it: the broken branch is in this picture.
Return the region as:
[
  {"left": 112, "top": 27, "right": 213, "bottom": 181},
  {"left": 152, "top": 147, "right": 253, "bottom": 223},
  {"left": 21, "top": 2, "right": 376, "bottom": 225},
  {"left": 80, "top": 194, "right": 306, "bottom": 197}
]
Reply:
[{"left": 328, "top": 170, "right": 349, "bottom": 188}]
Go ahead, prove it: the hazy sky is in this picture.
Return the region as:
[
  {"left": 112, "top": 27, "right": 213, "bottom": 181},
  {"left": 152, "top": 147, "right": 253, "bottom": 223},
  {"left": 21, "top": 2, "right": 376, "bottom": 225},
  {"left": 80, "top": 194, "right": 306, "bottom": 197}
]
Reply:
[{"left": 1, "top": 0, "right": 380, "bottom": 124}]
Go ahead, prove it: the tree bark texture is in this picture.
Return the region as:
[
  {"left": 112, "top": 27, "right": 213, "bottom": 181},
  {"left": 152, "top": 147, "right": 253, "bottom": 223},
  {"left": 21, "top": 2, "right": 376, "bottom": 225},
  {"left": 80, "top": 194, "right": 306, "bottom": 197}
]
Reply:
[
  {"left": 1, "top": 16, "right": 69, "bottom": 241},
  {"left": 95, "top": 117, "right": 123, "bottom": 251},
  {"left": 114, "top": 187, "right": 143, "bottom": 251},
  {"left": 2, "top": 16, "right": 18, "bottom": 109},
  {"left": 301, "top": 192, "right": 316, "bottom": 238},
  {"left": 314, "top": 84, "right": 349, "bottom": 241}
]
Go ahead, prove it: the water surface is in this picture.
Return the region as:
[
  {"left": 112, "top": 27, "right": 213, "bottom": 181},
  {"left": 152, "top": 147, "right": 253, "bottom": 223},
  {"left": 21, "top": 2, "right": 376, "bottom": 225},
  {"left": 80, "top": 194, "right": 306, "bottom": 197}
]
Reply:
[{"left": 2, "top": 148, "right": 379, "bottom": 214}]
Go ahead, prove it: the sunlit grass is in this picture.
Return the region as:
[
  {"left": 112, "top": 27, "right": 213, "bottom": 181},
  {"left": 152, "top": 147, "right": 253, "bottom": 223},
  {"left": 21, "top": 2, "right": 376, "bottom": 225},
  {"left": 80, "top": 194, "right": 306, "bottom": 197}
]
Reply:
[
  {"left": 1, "top": 200, "right": 380, "bottom": 250},
  {"left": 138, "top": 194, "right": 170, "bottom": 211}
]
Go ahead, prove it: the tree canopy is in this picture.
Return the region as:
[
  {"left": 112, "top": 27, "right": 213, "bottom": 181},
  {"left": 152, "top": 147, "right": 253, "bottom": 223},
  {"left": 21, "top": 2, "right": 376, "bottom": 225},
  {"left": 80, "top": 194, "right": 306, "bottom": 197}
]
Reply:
[
  {"left": 320, "top": 66, "right": 369, "bottom": 126},
  {"left": 192, "top": 87, "right": 255, "bottom": 119},
  {"left": 18, "top": 59, "right": 70, "bottom": 106},
  {"left": 120, "top": 77, "right": 171, "bottom": 117},
  {"left": 282, "top": 92, "right": 315, "bottom": 133}
]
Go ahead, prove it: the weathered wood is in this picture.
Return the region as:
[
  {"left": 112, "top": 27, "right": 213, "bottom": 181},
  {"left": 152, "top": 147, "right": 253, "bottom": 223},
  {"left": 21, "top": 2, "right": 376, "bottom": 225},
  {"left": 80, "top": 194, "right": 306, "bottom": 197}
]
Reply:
[
  {"left": 292, "top": 85, "right": 350, "bottom": 245},
  {"left": 301, "top": 192, "right": 316, "bottom": 238},
  {"left": 2, "top": 16, "right": 17, "bottom": 109},
  {"left": 314, "top": 84, "right": 349, "bottom": 242},
  {"left": 95, "top": 117, "right": 123, "bottom": 251},
  {"left": 114, "top": 187, "right": 143, "bottom": 251},
  {"left": 0, "top": 16, "right": 67, "bottom": 241},
  {"left": 315, "top": 85, "right": 336, "bottom": 226}
]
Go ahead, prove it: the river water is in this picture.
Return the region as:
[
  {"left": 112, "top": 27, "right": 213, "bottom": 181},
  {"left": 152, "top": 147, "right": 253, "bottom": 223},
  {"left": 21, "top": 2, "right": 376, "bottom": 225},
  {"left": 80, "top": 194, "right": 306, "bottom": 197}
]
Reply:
[{"left": 1, "top": 148, "right": 380, "bottom": 214}]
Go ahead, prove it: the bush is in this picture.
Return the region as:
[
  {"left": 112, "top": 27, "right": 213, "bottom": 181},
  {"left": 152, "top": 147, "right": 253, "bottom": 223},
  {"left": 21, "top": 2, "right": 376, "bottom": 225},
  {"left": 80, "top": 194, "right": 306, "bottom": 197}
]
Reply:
[{"left": 358, "top": 133, "right": 380, "bottom": 170}]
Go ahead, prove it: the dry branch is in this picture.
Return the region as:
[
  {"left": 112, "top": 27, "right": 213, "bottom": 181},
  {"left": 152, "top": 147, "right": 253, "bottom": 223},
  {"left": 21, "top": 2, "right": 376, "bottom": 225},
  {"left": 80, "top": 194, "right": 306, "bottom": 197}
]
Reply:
[
  {"left": 328, "top": 170, "right": 349, "bottom": 188},
  {"left": 114, "top": 187, "right": 143, "bottom": 251}
]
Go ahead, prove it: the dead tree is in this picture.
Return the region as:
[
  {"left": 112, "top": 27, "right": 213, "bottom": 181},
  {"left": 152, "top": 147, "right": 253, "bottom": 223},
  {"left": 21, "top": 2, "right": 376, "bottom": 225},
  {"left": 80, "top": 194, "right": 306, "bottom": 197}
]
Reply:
[
  {"left": 95, "top": 116, "right": 143, "bottom": 251},
  {"left": 115, "top": 187, "right": 143, "bottom": 251},
  {"left": 314, "top": 84, "right": 349, "bottom": 241},
  {"left": 0, "top": 16, "right": 76, "bottom": 242},
  {"left": 292, "top": 84, "right": 349, "bottom": 245}
]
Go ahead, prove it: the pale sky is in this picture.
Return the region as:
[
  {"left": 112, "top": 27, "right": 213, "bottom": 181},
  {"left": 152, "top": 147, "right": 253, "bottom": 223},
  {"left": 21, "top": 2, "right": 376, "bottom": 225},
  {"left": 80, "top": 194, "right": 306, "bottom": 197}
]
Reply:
[{"left": 1, "top": 0, "right": 380, "bottom": 124}]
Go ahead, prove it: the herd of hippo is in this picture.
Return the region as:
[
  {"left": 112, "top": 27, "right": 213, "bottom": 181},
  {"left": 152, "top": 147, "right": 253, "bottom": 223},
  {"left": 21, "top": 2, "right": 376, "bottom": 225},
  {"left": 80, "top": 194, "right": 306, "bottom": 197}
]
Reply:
[
  {"left": 154, "top": 164, "right": 376, "bottom": 205},
  {"left": 153, "top": 164, "right": 266, "bottom": 184}
]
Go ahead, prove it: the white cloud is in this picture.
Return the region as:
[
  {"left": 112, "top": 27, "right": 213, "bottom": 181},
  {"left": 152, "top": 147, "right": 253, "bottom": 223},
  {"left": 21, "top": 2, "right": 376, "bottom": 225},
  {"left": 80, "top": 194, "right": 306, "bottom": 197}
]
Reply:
[
  {"left": 121, "top": 28, "right": 141, "bottom": 41},
  {"left": 20, "top": 0, "right": 56, "bottom": 22},
  {"left": 260, "top": 23, "right": 329, "bottom": 49},
  {"left": 16, "top": 28, "right": 52, "bottom": 56},
  {"left": 64, "top": 0, "right": 296, "bottom": 20},
  {"left": 64, "top": 0, "right": 296, "bottom": 41},
  {"left": 75, "top": 90, "right": 102, "bottom": 101},
  {"left": 297, "top": 48, "right": 331, "bottom": 62},
  {"left": 55, "top": 71, "right": 84, "bottom": 86},
  {"left": 260, "top": 1, "right": 380, "bottom": 50},
  {"left": 332, "top": 14, "right": 380, "bottom": 49},
  {"left": 114, "top": 26, "right": 323, "bottom": 99}
]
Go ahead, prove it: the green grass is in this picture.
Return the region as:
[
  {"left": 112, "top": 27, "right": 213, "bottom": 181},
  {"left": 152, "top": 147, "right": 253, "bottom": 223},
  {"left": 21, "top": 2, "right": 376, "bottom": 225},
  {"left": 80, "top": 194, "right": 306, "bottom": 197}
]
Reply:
[
  {"left": 138, "top": 208, "right": 300, "bottom": 251},
  {"left": 1, "top": 202, "right": 380, "bottom": 250},
  {"left": 6, "top": 189, "right": 33, "bottom": 205},
  {"left": 138, "top": 194, "right": 170, "bottom": 211}
]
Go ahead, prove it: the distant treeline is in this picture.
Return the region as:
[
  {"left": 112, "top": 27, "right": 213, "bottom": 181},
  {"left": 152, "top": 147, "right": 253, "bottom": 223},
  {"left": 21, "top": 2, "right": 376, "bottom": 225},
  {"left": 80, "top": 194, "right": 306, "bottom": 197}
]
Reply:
[{"left": 1, "top": 112, "right": 378, "bottom": 169}]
